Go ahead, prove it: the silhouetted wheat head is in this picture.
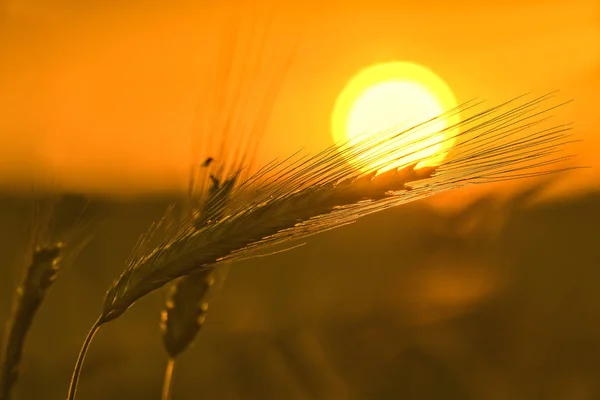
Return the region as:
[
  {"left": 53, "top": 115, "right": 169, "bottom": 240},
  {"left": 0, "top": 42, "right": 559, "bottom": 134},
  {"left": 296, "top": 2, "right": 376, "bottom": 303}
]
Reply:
[
  {"left": 66, "top": 91, "right": 578, "bottom": 400},
  {"left": 159, "top": 174, "right": 233, "bottom": 400},
  {"left": 0, "top": 196, "right": 93, "bottom": 400}
]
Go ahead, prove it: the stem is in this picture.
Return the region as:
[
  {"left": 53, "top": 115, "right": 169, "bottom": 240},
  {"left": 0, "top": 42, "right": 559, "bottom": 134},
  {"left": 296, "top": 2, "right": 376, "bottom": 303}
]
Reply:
[
  {"left": 66, "top": 317, "right": 103, "bottom": 400},
  {"left": 0, "top": 286, "right": 42, "bottom": 400},
  {"left": 161, "top": 358, "right": 176, "bottom": 400}
]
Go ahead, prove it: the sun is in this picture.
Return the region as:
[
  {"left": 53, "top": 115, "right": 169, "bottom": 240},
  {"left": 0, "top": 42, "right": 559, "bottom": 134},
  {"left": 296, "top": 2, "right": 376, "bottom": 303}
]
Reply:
[{"left": 332, "top": 62, "right": 460, "bottom": 172}]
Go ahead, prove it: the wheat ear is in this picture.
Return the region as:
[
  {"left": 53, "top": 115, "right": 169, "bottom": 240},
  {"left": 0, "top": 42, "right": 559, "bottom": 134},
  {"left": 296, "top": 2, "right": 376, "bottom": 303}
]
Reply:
[
  {"left": 160, "top": 269, "right": 214, "bottom": 400},
  {"left": 1, "top": 196, "right": 93, "bottom": 400},
  {"left": 67, "top": 93, "right": 578, "bottom": 400},
  {"left": 101, "top": 94, "right": 576, "bottom": 324},
  {"left": 159, "top": 175, "right": 233, "bottom": 400},
  {"left": 109, "top": 94, "right": 576, "bottom": 322},
  {"left": 0, "top": 245, "right": 62, "bottom": 400}
]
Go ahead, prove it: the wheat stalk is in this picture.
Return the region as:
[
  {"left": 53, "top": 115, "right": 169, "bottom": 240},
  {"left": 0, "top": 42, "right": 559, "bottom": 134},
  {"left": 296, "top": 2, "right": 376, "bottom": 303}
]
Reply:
[
  {"left": 66, "top": 92, "right": 578, "bottom": 399},
  {"left": 0, "top": 196, "right": 92, "bottom": 400}
]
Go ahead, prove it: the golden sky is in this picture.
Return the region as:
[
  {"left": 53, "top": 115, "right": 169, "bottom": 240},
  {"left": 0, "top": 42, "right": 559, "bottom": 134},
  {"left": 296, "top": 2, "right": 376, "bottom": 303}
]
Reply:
[{"left": 0, "top": 0, "right": 598, "bottom": 196}]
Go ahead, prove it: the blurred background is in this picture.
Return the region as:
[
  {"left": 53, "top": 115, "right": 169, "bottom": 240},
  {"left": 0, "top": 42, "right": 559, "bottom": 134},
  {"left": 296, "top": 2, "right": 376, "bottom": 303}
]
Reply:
[
  {"left": 1, "top": 0, "right": 599, "bottom": 399},
  {"left": 1, "top": 190, "right": 600, "bottom": 399}
]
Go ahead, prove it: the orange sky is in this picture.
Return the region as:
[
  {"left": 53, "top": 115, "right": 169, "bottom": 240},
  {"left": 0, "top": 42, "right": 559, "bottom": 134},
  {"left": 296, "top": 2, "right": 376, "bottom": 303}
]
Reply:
[{"left": 0, "top": 0, "right": 598, "bottom": 197}]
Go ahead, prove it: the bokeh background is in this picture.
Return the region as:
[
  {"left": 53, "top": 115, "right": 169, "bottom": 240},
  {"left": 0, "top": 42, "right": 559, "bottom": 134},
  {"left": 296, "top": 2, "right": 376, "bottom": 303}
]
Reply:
[
  {"left": 1, "top": 191, "right": 600, "bottom": 399},
  {"left": 1, "top": 0, "right": 599, "bottom": 399}
]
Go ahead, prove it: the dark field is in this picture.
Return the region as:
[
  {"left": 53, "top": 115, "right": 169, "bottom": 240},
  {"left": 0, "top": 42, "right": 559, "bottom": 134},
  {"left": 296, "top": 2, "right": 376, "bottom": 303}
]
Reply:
[{"left": 1, "top": 188, "right": 599, "bottom": 399}]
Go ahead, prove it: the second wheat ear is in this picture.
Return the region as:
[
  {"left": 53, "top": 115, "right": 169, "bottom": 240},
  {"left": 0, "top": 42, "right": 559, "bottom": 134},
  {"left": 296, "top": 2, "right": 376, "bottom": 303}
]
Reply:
[
  {"left": 160, "top": 270, "right": 215, "bottom": 400},
  {"left": 160, "top": 174, "right": 234, "bottom": 400},
  {"left": 0, "top": 245, "right": 62, "bottom": 400},
  {"left": 67, "top": 93, "right": 578, "bottom": 400},
  {"left": 1, "top": 195, "right": 94, "bottom": 400}
]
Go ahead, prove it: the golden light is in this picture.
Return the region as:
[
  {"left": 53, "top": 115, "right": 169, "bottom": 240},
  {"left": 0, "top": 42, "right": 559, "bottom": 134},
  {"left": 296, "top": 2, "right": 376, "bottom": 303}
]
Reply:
[{"left": 332, "top": 62, "right": 460, "bottom": 172}]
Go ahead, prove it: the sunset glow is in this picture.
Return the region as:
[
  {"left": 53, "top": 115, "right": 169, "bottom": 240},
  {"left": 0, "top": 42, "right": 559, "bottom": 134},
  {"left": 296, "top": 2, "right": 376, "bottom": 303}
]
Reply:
[{"left": 331, "top": 62, "right": 460, "bottom": 172}]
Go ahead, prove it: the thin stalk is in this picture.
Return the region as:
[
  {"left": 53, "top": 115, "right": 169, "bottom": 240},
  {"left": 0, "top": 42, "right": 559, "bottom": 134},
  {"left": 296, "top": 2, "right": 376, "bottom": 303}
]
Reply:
[
  {"left": 161, "top": 358, "right": 176, "bottom": 400},
  {"left": 66, "top": 317, "right": 103, "bottom": 400}
]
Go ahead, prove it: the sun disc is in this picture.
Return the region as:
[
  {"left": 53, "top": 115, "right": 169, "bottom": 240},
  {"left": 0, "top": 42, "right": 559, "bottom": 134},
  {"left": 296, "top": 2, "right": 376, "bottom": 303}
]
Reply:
[{"left": 332, "top": 62, "right": 460, "bottom": 172}]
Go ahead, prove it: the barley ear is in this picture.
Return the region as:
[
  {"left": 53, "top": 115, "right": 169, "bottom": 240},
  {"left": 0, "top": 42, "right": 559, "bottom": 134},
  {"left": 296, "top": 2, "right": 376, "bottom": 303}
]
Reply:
[{"left": 0, "top": 245, "right": 62, "bottom": 400}]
